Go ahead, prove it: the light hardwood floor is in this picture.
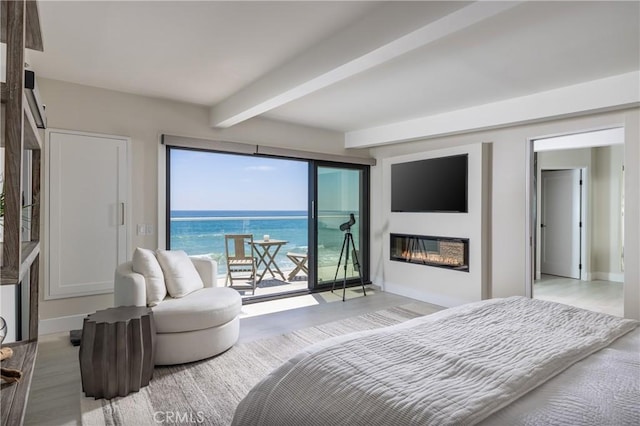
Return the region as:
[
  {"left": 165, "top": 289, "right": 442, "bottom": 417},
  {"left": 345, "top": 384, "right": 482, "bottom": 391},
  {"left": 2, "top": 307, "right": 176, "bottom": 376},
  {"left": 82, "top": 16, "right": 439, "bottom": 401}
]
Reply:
[
  {"left": 533, "top": 274, "right": 624, "bottom": 317},
  {"left": 24, "top": 288, "right": 440, "bottom": 426},
  {"left": 25, "top": 281, "right": 625, "bottom": 425}
]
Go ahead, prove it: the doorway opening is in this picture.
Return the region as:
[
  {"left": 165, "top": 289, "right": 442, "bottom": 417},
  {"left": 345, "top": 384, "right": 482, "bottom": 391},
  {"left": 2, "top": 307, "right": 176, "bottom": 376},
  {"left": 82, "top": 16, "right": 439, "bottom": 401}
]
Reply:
[
  {"left": 529, "top": 127, "right": 625, "bottom": 317},
  {"left": 540, "top": 168, "right": 584, "bottom": 280}
]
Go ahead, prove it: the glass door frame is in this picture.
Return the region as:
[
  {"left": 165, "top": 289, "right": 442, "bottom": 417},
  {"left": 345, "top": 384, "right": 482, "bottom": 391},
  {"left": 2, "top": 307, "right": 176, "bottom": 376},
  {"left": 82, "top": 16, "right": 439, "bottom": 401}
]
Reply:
[{"left": 308, "top": 161, "right": 370, "bottom": 291}]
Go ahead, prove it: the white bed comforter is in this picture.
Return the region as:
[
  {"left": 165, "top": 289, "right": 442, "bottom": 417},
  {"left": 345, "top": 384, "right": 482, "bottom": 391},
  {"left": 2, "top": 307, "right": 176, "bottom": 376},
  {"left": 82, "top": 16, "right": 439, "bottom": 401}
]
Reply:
[{"left": 232, "top": 297, "right": 638, "bottom": 426}]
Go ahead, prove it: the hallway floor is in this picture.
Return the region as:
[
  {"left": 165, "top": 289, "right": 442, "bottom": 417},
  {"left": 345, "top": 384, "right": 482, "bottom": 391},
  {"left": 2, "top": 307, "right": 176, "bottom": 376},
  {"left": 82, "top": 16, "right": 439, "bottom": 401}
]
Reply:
[{"left": 533, "top": 274, "right": 624, "bottom": 317}]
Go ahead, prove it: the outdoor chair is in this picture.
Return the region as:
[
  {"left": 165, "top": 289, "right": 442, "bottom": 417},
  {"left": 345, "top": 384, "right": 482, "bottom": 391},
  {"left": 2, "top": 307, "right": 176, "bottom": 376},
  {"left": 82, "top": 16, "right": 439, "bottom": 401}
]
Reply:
[
  {"left": 225, "top": 234, "right": 258, "bottom": 294},
  {"left": 286, "top": 252, "right": 308, "bottom": 281}
]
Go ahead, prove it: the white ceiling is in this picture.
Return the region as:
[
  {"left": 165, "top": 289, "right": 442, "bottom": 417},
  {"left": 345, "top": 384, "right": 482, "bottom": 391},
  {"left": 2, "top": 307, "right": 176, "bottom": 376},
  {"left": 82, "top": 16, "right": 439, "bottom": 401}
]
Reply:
[
  {"left": 26, "top": 1, "right": 640, "bottom": 145},
  {"left": 28, "top": 1, "right": 376, "bottom": 104}
]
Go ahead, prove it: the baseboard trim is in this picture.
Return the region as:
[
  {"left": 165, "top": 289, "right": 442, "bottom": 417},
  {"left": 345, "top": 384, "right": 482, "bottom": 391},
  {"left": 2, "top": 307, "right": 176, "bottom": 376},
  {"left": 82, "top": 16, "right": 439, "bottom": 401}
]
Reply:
[
  {"left": 382, "top": 281, "right": 470, "bottom": 309},
  {"left": 39, "top": 313, "right": 88, "bottom": 336},
  {"left": 591, "top": 272, "right": 624, "bottom": 283}
]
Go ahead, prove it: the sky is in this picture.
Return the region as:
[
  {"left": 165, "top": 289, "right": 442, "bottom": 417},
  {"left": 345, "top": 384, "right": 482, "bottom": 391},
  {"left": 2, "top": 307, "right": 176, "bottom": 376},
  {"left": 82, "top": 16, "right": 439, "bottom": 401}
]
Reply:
[{"left": 170, "top": 149, "right": 309, "bottom": 211}]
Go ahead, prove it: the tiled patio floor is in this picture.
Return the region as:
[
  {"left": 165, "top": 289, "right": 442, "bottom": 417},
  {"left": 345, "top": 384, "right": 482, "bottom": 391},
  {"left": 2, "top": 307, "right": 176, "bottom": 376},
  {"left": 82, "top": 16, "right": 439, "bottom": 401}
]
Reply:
[{"left": 215, "top": 269, "right": 309, "bottom": 298}]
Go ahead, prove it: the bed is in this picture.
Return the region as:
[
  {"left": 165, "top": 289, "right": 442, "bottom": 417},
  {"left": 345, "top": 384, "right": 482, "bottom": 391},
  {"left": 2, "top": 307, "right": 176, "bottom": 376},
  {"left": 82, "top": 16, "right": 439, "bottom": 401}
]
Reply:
[{"left": 232, "top": 297, "right": 639, "bottom": 425}]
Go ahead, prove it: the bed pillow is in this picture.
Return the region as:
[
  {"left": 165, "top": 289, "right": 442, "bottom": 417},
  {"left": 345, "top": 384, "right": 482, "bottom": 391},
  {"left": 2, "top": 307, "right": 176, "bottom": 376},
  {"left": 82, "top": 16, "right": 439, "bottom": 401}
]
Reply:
[
  {"left": 156, "top": 249, "right": 204, "bottom": 298},
  {"left": 132, "top": 248, "right": 166, "bottom": 307}
]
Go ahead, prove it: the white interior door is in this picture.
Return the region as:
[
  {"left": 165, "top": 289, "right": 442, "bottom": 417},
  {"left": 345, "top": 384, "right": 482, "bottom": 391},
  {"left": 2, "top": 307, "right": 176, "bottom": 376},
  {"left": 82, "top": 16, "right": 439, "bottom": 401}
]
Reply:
[
  {"left": 46, "top": 130, "right": 129, "bottom": 299},
  {"left": 541, "top": 169, "right": 581, "bottom": 279}
]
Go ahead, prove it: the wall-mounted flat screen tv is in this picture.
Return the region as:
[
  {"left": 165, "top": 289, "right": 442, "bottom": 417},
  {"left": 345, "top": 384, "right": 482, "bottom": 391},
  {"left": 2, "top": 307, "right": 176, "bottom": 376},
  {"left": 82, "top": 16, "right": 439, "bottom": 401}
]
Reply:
[{"left": 391, "top": 154, "right": 468, "bottom": 213}]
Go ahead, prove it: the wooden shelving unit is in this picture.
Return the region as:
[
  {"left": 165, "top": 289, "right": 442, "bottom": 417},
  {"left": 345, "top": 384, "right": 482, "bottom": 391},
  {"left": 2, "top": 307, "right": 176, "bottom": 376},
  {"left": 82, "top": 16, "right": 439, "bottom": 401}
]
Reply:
[
  {"left": 0, "top": 341, "right": 37, "bottom": 426},
  {"left": 1, "top": 1, "right": 44, "bottom": 424},
  {"left": 0, "top": 241, "right": 40, "bottom": 286},
  {"left": 0, "top": 0, "right": 44, "bottom": 51}
]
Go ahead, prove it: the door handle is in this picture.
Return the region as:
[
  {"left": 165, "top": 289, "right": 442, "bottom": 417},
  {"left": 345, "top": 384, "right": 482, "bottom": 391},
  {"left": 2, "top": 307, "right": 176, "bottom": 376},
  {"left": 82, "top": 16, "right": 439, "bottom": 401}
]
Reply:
[
  {"left": 540, "top": 223, "right": 546, "bottom": 228},
  {"left": 120, "top": 203, "right": 125, "bottom": 226}
]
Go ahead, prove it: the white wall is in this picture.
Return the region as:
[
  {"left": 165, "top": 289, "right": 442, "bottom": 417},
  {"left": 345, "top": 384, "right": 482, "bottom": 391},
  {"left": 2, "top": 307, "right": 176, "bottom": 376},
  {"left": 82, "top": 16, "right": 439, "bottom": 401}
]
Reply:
[
  {"left": 379, "top": 144, "right": 489, "bottom": 308},
  {"left": 592, "top": 145, "right": 624, "bottom": 281},
  {"left": 370, "top": 108, "right": 640, "bottom": 319},
  {"left": 372, "top": 131, "right": 525, "bottom": 305},
  {"left": 34, "top": 77, "right": 640, "bottom": 323},
  {"left": 538, "top": 148, "right": 592, "bottom": 167},
  {"left": 37, "top": 78, "right": 367, "bottom": 322}
]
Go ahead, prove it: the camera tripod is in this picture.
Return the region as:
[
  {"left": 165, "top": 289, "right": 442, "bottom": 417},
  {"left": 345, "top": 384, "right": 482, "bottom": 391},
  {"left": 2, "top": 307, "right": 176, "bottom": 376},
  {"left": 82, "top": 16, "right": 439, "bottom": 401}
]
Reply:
[{"left": 332, "top": 222, "right": 367, "bottom": 302}]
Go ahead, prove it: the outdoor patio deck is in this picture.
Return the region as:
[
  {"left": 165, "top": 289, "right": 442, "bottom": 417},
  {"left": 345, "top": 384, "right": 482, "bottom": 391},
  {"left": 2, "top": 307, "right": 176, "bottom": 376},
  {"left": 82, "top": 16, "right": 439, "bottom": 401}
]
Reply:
[
  {"left": 215, "top": 268, "right": 309, "bottom": 298},
  {"left": 215, "top": 264, "right": 358, "bottom": 299}
]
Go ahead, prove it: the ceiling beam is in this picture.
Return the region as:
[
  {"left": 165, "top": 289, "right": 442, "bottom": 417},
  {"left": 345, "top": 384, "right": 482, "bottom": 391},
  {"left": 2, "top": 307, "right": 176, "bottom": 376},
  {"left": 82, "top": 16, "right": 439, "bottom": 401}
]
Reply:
[
  {"left": 345, "top": 72, "right": 640, "bottom": 148},
  {"left": 209, "top": 1, "right": 521, "bottom": 128}
]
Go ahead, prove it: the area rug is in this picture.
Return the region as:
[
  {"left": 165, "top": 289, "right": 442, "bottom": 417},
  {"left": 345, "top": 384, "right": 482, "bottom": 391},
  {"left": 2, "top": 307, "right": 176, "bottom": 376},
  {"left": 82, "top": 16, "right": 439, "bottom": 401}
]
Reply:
[{"left": 81, "top": 304, "right": 426, "bottom": 426}]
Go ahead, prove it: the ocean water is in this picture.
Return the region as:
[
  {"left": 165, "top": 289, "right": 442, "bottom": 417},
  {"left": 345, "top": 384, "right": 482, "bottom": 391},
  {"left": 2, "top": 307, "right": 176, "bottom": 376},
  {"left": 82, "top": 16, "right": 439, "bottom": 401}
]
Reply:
[
  {"left": 170, "top": 210, "right": 357, "bottom": 276},
  {"left": 170, "top": 210, "right": 308, "bottom": 274}
]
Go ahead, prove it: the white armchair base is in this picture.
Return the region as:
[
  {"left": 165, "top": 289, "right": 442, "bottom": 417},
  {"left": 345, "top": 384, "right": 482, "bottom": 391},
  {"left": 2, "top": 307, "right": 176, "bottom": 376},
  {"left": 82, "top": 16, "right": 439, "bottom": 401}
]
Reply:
[
  {"left": 114, "top": 257, "right": 242, "bottom": 365},
  {"left": 155, "top": 315, "right": 239, "bottom": 365}
]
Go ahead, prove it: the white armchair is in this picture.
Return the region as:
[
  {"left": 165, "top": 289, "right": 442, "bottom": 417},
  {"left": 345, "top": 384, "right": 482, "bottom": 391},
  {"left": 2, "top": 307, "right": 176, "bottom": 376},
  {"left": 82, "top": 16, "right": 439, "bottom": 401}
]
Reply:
[{"left": 114, "top": 255, "right": 242, "bottom": 365}]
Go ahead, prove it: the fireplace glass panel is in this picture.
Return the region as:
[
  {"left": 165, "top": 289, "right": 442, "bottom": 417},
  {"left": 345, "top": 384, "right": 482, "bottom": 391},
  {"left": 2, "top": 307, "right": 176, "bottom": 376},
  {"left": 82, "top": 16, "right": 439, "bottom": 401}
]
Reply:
[{"left": 390, "top": 233, "right": 469, "bottom": 272}]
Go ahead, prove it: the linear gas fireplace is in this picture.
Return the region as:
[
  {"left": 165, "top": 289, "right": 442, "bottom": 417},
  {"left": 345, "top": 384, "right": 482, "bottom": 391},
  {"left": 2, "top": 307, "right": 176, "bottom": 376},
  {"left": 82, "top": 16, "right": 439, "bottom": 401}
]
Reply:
[{"left": 390, "top": 233, "right": 469, "bottom": 272}]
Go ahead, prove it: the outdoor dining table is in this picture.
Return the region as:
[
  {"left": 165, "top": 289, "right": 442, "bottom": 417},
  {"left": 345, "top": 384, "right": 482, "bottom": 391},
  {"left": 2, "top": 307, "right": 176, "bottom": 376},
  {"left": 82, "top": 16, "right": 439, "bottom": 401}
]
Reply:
[{"left": 248, "top": 239, "right": 288, "bottom": 283}]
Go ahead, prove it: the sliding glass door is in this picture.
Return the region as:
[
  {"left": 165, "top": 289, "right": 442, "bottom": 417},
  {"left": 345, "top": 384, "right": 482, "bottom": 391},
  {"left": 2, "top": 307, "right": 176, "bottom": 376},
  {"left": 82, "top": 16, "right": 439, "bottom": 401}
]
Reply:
[
  {"left": 167, "top": 147, "right": 310, "bottom": 299},
  {"left": 312, "top": 164, "right": 369, "bottom": 290},
  {"left": 166, "top": 146, "right": 369, "bottom": 298}
]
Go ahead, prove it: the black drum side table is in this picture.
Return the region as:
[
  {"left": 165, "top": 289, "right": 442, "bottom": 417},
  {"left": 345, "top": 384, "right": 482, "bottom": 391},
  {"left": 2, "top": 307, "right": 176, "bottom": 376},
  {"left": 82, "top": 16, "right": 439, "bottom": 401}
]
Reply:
[{"left": 79, "top": 306, "right": 156, "bottom": 399}]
